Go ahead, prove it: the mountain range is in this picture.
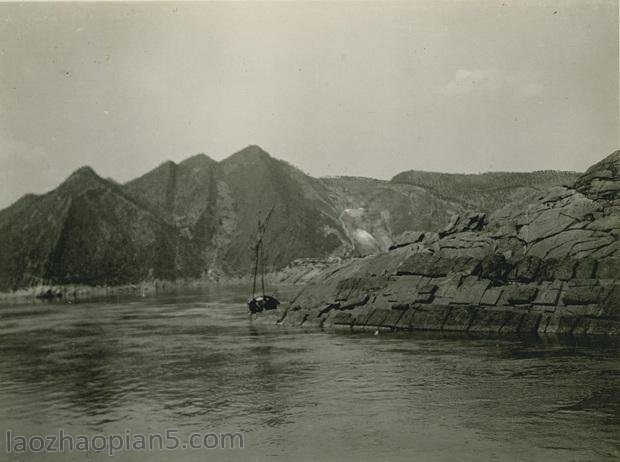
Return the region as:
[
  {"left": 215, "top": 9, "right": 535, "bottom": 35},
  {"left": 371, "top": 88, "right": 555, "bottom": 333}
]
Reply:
[{"left": 0, "top": 145, "right": 581, "bottom": 291}]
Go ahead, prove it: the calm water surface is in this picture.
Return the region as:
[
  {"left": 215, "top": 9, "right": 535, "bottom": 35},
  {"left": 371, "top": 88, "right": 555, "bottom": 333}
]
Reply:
[{"left": 0, "top": 289, "right": 618, "bottom": 461}]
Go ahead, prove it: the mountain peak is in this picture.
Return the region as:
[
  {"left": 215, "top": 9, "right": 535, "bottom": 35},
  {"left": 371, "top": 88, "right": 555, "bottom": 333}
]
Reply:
[
  {"left": 58, "top": 165, "right": 105, "bottom": 194},
  {"left": 231, "top": 144, "right": 270, "bottom": 159},
  {"left": 220, "top": 145, "right": 272, "bottom": 169},
  {"left": 179, "top": 153, "right": 215, "bottom": 168},
  {"left": 242, "top": 144, "right": 268, "bottom": 155},
  {"left": 69, "top": 165, "right": 98, "bottom": 179}
]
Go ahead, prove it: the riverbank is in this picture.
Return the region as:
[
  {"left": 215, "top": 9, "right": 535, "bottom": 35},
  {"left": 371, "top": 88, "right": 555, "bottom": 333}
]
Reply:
[
  {"left": 279, "top": 248, "right": 619, "bottom": 336},
  {"left": 0, "top": 257, "right": 339, "bottom": 304}
]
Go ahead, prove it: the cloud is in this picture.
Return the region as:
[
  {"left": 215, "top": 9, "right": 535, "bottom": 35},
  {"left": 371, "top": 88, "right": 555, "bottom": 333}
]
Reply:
[
  {"left": 515, "top": 81, "right": 544, "bottom": 99},
  {"left": 442, "top": 68, "right": 543, "bottom": 100},
  {"left": 443, "top": 69, "right": 501, "bottom": 96}
]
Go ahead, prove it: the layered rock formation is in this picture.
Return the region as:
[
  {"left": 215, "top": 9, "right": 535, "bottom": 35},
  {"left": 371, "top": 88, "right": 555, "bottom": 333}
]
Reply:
[{"left": 277, "top": 151, "right": 620, "bottom": 336}]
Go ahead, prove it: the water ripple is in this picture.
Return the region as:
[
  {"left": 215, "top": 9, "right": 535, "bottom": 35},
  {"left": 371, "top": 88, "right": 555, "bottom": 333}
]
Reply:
[{"left": 0, "top": 290, "right": 618, "bottom": 461}]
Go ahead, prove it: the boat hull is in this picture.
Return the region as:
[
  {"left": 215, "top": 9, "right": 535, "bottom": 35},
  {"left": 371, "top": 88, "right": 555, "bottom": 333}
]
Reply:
[{"left": 248, "top": 295, "right": 280, "bottom": 313}]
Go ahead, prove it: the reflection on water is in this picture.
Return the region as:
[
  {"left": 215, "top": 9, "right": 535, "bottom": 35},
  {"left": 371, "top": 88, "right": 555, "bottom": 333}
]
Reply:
[{"left": 0, "top": 290, "right": 618, "bottom": 461}]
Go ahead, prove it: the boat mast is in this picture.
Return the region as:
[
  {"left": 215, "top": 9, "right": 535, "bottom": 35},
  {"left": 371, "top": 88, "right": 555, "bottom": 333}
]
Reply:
[
  {"left": 251, "top": 206, "right": 275, "bottom": 299},
  {"left": 260, "top": 239, "right": 266, "bottom": 297},
  {"left": 251, "top": 233, "right": 260, "bottom": 298}
]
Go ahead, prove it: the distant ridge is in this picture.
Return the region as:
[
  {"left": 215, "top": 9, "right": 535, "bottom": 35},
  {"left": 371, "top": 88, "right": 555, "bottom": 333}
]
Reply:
[{"left": 390, "top": 169, "right": 579, "bottom": 210}]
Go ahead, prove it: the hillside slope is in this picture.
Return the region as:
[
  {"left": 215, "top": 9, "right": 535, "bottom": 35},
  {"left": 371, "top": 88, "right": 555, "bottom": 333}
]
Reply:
[
  {"left": 0, "top": 167, "right": 197, "bottom": 291},
  {"left": 216, "top": 146, "right": 348, "bottom": 274},
  {"left": 321, "top": 168, "right": 579, "bottom": 254},
  {"left": 123, "top": 145, "right": 350, "bottom": 276}
]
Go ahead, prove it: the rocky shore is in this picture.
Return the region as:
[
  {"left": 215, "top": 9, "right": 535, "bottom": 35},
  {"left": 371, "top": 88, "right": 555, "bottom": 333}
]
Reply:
[{"left": 274, "top": 151, "right": 620, "bottom": 336}]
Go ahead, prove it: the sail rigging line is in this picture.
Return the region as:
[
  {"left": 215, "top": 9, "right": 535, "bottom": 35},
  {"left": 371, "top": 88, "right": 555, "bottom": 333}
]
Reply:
[
  {"left": 259, "top": 205, "right": 274, "bottom": 298},
  {"left": 247, "top": 205, "right": 281, "bottom": 315},
  {"left": 250, "top": 205, "right": 275, "bottom": 299},
  {"left": 251, "top": 233, "right": 260, "bottom": 298},
  {"left": 260, "top": 239, "right": 266, "bottom": 297}
]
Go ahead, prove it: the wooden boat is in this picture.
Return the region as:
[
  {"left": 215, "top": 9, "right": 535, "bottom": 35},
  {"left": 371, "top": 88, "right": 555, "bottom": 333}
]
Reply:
[{"left": 248, "top": 207, "right": 280, "bottom": 314}]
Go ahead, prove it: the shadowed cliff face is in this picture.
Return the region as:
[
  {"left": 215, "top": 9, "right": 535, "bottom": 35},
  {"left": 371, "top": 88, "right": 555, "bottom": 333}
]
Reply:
[
  {"left": 124, "top": 154, "right": 219, "bottom": 227},
  {"left": 279, "top": 151, "right": 619, "bottom": 336},
  {"left": 124, "top": 145, "right": 350, "bottom": 276},
  {"left": 215, "top": 146, "right": 349, "bottom": 274},
  {"left": 0, "top": 167, "right": 200, "bottom": 290},
  {"left": 0, "top": 146, "right": 605, "bottom": 291}
]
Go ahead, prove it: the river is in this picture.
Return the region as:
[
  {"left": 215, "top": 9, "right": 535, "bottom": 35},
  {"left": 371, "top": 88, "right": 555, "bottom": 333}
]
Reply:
[{"left": 0, "top": 288, "right": 618, "bottom": 461}]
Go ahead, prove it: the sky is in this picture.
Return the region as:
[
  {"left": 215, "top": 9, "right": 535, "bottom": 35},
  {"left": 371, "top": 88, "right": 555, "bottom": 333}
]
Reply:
[{"left": 0, "top": 0, "right": 618, "bottom": 209}]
